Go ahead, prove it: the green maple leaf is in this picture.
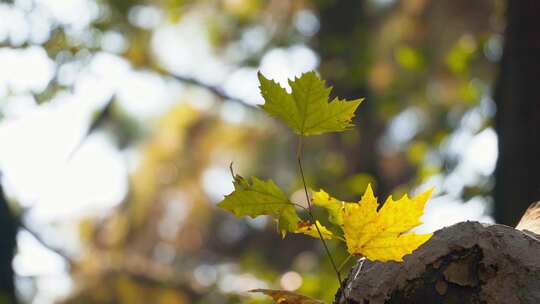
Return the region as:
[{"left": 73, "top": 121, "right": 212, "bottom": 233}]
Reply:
[
  {"left": 258, "top": 71, "right": 363, "bottom": 136},
  {"left": 217, "top": 175, "right": 301, "bottom": 237}
]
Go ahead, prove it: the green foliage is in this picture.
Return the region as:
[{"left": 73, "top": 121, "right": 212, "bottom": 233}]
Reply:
[
  {"left": 258, "top": 71, "right": 363, "bottom": 136},
  {"left": 220, "top": 70, "right": 432, "bottom": 258},
  {"left": 218, "top": 175, "right": 300, "bottom": 237}
]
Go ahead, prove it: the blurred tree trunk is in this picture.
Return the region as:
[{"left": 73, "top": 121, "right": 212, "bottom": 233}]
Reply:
[
  {"left": 0, "top": 179, "right": 17, "bottom": 303},
  {"left": 494, "top": 0, "right": 540, "bottom": 225},
  {"left": 316, "top": 0, "right": 387, "bottom": 193}
]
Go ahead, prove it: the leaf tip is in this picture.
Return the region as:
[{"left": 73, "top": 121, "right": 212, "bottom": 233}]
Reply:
[{"left": 363, "top": 183, "right": 376, "bottom": 199}]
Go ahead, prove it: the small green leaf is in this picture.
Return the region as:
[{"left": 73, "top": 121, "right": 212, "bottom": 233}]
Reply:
[
  {"left": 258, "top": 71, "right": 363, "bottom": 136},
  {"left": 217, "top": 175, "right": 301, "bottom": 237},
  {"left": 312, "top": 189, "right": 350, "bottom": 225}
]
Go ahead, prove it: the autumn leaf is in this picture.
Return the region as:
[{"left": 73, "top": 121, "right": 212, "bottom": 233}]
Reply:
[
  {"left": 250, "top": 289, "right": 323, "bottom": 304},
  {"left": 295, "top": 220, "right": 334, "bottom": 240},
  {"left": 312, "top": 189, "right": 351, "bottom": 225},
  {"left": 218, "top": 175, "right": 301, "bottom": 237},
  {"left": 258, "top": 71, "right": 363, "bottom": 136},
  {"left": 341, "top": 184, "right": 433, "bottom": 261},
  {"left": 219, "top": 175, "right": 433, "bottom": 261}
]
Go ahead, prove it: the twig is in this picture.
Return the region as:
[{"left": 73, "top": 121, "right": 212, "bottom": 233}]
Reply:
[
  {"left": 169, "top": 74, "right": 257, "bottom": 109},
  {"left": 69, "top": 70, "right": 259, "bottom": 161},
  {"left": 229, "top": 162, "right": 236, "bottom": 178},
  {"left": 17, "top": 219, "right": 73, "bottom": 265},
  {"left": 337, "top": 254, "right": 354, "bottom": 273},
  {"left": 67, "top": 95, "right": 115, "bottom": 161},
  {"left": 0, "top": 174, "right": 72, "bottom": 265},
  {"left": 296, "top": 136, "right": 343, "bottom": 287}
]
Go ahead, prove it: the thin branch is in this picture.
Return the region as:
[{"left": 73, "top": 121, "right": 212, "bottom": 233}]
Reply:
[
  {"left": 69, "top": 70, "right": 259, "bottom": 160},
  {"left": 296, "top": 136, "right": 343, "bottom": 287},
  {"left": 168, "top": 73, "right": 257, "bottom": 109},
  {"left": 67, "top": 95, "right": 115, "bottom": 161},
  {"left": 17, "top": 219, "right": 73, "bottom": 265},
  {"left": 0, "top": 174, "right": 72, "bottom": 265},
  {"left": 229, "top": 162, "right": 236, "bottom": 178}
]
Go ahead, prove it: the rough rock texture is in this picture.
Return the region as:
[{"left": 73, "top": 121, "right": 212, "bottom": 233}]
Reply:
[{"left": 335, "top": 221, "right": 540, "bottom": 304}]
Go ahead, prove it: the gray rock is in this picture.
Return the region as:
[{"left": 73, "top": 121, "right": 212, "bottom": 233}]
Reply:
[{"left": 336, "top": 221, "right": 540, "bottom": 304}]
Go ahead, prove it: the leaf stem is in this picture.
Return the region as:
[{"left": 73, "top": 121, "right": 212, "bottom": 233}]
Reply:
[
  {"left": 229, "top": 162, "right": 235, "bottom": 178},
  {"left": 337, "top": 254, "right": 354, "bottom": 274},
  {"left": 296, "top": 136, "right": 343, "bottom": 287},
  {"left": 291, "top": 202, "right": 310, "bottom": 212}
]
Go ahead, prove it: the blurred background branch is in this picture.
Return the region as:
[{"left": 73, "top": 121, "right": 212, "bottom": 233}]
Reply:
[{"left": 167, "top": 73, "right": 256, "bottom": 108}]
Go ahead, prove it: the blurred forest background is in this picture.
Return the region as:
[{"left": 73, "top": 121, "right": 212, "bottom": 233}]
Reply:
[{"left": 0, "top": 0, "right": 538, "bottom": 303}]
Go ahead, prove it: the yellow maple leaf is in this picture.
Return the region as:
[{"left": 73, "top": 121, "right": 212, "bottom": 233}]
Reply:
[
  {"left": 311, "top": 189, "right": 352, "bottom": 225},
  {"left": 342, "top": 184, "right": 433, "bottom": 262},
  {"left": 295, "top": 220, "right": 334, "bottom": 240}
]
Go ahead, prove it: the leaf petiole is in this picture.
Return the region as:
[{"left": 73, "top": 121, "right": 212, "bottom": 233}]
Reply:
[
  {"left": 296, "top": 136, "right": 343, "bottom": 287},
  {"left": 337, "top": 254, "right": 354, "bottom": 274}
]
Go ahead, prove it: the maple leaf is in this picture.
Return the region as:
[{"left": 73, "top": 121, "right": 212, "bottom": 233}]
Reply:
[
  {"left": 341, "top": 184, "right": 434, "bottom": 261},
  {"left": 295, "top": 220, "right": 334, "bottom": 240},
  {"left": 250, "top": 289, "right": 323, "bottom": 304},
  {"left": 218, "top": 175, "right": 301, "bottom": 237},
  {"left": 311, "top": 189, "right": 351, "bottom": 225},
  {"left": 258, "top": 71, "right": 363, "bottom": 136}
]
